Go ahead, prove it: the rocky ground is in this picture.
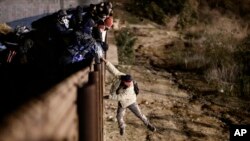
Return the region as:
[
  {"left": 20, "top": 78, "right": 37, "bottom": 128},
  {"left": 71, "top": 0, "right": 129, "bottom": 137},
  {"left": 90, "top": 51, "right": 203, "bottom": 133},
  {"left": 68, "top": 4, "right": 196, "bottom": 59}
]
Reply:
[
  {"left": 103, "top": 0, "right": 250, "bottom": 139},
  {"left": 104, "top": 66, "right": 229, "bottom": 141},
  {"left": 103, "top": 23, "right": 250, "bottom": 141}
]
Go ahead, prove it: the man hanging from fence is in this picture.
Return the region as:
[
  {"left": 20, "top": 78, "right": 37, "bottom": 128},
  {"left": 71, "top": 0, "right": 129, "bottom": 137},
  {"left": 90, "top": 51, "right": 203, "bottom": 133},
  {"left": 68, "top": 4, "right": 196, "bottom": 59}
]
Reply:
[{"left": 102, "top": 57, "right": 156, "bottom": 136}]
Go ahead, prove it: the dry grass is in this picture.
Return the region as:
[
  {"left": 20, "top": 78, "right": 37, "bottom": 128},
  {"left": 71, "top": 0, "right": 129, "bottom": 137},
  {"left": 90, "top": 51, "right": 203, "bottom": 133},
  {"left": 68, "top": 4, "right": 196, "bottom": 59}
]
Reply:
[
  {"left": 178, "top": 6, "right": 249, "bottom": 95},
  {"left": 112, "top": 0, "right": 250, "bottom": 97},
  {"left": 148, "top": 7, "right": 248, "bottom": 96},
  {"left": 104, "top": 1, "right": 250, "bottom": 140}
]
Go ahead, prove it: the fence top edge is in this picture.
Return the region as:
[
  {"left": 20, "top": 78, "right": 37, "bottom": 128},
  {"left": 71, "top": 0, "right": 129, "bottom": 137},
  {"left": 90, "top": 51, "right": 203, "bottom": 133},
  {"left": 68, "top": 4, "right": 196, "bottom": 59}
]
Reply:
[{"left": 44, "top": 67, "right": 91, "bottom": 96}]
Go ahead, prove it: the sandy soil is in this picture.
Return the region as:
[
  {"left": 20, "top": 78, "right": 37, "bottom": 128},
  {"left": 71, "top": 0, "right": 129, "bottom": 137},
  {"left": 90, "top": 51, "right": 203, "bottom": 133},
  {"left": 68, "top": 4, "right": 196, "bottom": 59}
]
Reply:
[
  {"left": 104, "top": 65, "right": 228, "bottom": 141},
  {"left": 103, "top": 23, "right": 250, "bottom": 141}
]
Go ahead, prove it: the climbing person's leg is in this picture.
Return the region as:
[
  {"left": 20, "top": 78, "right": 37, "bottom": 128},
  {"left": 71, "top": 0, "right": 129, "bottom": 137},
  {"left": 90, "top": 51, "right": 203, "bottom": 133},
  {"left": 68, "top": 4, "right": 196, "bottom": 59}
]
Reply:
[
  {"left": 116, "top": 102, "right": 126, "bottom": 135},
  {"left": 127, "top": 102, "right": 156, "bottom": 132}
]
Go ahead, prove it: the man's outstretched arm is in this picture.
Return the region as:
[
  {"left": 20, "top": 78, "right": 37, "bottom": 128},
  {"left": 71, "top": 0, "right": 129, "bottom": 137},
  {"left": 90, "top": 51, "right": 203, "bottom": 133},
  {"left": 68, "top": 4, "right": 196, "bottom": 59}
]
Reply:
[{"left": 101, "top": 57, "right": 125, "bottom": 76}]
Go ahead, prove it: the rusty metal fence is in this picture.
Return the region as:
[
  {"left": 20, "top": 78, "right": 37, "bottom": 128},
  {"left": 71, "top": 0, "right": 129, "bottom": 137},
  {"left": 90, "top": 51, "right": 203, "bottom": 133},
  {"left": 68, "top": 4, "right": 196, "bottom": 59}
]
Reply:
[{"left": 0, "top": 60, "right": 106, "bottom": 141}]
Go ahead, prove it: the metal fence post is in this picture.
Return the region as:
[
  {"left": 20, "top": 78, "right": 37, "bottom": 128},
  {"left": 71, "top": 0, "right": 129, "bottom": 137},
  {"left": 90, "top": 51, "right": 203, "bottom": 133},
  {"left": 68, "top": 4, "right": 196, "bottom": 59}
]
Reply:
[
  {"left": 100, "top": 61, "right": 105, "bottom": 141},
  {"left": 77, "top": 71, "right": 98, "bottom": 141},
  {"left": 94, "top": 63, "right": 103, "bottom": 141}
]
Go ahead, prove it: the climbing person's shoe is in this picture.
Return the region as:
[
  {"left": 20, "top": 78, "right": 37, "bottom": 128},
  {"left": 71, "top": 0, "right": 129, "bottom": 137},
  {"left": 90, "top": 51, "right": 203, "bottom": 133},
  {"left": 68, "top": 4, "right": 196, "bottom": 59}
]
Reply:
[
  {"left": 120, "top": 127, "right": 125, "bottom": 136},
  {"left": 147, "top": 124, "right": 156, "bottom": 132}
]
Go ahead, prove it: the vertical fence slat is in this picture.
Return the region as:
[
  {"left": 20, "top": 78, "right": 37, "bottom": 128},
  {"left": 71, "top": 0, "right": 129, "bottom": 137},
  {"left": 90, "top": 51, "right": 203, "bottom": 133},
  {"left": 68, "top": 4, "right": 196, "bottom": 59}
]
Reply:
[
  {"left": 100, "top": 61, "right": 105, "bottom": 141},
  {"left": 90, "top": 70, "right": 101, "bottom": 141},
  {"left": 78, "top": 83, "right": 97, "bottom": 141},
  {"left": 94, "top": 63, "right": 102, "bottom": 141}
]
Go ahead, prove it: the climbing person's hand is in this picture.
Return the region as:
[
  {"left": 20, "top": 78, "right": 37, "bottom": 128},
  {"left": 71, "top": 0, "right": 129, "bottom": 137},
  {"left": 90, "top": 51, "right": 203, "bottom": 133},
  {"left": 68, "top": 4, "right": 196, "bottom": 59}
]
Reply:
[
  {"left": 101, "top": 42, "right": 109, "bottom": 51},
  {"left": 100, "top": 57, "right": 107, "bottom": 63}
]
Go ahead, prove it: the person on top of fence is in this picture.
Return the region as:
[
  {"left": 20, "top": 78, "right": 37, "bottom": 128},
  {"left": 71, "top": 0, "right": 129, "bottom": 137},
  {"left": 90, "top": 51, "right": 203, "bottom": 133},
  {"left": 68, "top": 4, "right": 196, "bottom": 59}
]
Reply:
[
  {"left": 60, "top": 30, "right": 106, "bottom": 65},
  {"left": 65, "top": 2, "right": 113, "bottom": 41},
  {"left": 58, "top": 3, "right": 110, "bottom": 66},
  {"left": 99, "top": 1, "right": 113, "bottom": 31},
  {"left": 91, "top": 2, "right": 113, "bottom": 46},
  {"left": 102, "top": 57, "right": 157, "bottom": 136},
  {"left": 53, "top": 10, "right": 72, "bottom": 38},
  {"left": 51, "top": 10, "right": 74, "bottom": 61},
  {"left": 0, "top": 24, "right": 31, "bottom": 64},
  {"left": 76, "top": 4, "right": 98, "bottom": 36},
  {"left": 69, "top": 6, "right": 84, "bottom": 31}
]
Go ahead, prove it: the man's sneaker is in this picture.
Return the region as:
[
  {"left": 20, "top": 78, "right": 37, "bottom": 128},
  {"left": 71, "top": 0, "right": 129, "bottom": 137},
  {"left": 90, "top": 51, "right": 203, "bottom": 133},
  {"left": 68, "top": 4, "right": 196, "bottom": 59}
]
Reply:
[
  {"left": 120, "top": 128, "right": 125, "bottom": 136},
  {"left": 147, "top": 124, "right": 156, "bottom": 132}
]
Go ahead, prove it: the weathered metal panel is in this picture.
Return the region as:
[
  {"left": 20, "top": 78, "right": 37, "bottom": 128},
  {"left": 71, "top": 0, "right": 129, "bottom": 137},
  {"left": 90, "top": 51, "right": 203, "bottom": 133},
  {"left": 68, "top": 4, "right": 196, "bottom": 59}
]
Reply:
[{"left": 0, "top": 67, "right": 91, "bottom": 141}]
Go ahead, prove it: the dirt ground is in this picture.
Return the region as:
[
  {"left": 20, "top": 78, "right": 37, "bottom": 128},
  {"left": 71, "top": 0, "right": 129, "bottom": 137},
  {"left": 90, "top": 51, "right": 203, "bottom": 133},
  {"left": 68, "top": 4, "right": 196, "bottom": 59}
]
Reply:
[
  {"left": 103, "top": 22, "right": 250, "bottom": 141},
  {"left": 103, "top": 1, "right": 250, "bottom": 140}
]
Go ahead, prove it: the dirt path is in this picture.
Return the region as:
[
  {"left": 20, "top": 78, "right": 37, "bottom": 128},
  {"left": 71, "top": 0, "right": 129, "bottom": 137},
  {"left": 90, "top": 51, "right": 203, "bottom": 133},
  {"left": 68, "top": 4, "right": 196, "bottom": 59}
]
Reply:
[
  {"left": 104, "top": 65, "right": 228, "bottom": 141},
  {"left": 103, "top": 24, "right": 249, "bottom": 141}
]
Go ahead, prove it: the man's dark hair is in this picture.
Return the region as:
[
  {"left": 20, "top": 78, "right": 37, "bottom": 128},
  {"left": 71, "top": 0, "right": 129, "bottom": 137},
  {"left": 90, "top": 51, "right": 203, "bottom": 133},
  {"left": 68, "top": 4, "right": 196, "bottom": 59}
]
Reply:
[
  {"left": 121, "top": 74, "right": 133, "bottom": 82},
  {"left": 57, "top": 10, "right": 67, "bottom": 19},
  {"left": 76, "top": 6, "right": 83, "bottom": 22}
]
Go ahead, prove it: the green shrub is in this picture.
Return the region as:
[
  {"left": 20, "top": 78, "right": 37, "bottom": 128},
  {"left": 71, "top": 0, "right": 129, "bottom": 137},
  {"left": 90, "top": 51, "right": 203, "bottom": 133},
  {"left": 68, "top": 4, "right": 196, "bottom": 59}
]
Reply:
[
  {"left": 207, "top": 0, "right": 237, "bottom": 12},
  {"left": 115, "top": 28, "right": 137, "bottom": 65},
  {"left": 206, "top": 0, "right": 250, "bottom": 18},
  {"left": 128, "top": 0, "right": 186, "bottom": 25},
  {"left": 198, "top": 32, "right": 239, "bottom": 94},
  {"left": 234, "top": 35, "right": 250, "bottom": 96},
  {"left": 128, "top": 0, "right": 166, "bottom": 24},
  {"left": 154, "top": 0, "right": 186, "bottom": 15},
  {"left": 177, "top": 2, "right": 198, "bottom": 28}
]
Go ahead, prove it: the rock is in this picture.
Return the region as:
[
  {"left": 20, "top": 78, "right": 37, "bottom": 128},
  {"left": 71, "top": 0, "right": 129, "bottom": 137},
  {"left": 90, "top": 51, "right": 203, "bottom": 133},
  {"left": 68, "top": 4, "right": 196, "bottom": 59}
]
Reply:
[
  {"left": 107, "top": 116, "right": 113, "bottom": 121},
  {"left": 110, "top": 106, "right": 117, "bottom": 110},
  {"left": 107, "top": 116, "right": 117, "bottom": 122},
  {"left": 113, "top": 19, "right": 120, "bottom": 30},
  {"left": 219, "top": 89, "right": 224, "bottom": 93},
  {"left": 112, "top": 118, "right": 117, "bottom": 122},
  {"left": 141, "top": 100, "right": 149, "bottom": 105}
]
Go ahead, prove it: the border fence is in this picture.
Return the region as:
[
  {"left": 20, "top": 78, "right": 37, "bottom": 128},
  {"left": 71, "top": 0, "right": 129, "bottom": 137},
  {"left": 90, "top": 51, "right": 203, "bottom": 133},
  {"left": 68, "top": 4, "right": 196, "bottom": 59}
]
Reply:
[
  {"left": 0, "top": 1, "right": 109, "bottom": 140},
  {"left": 0, "top": 59, "right": 106, "bottom": 141}
]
